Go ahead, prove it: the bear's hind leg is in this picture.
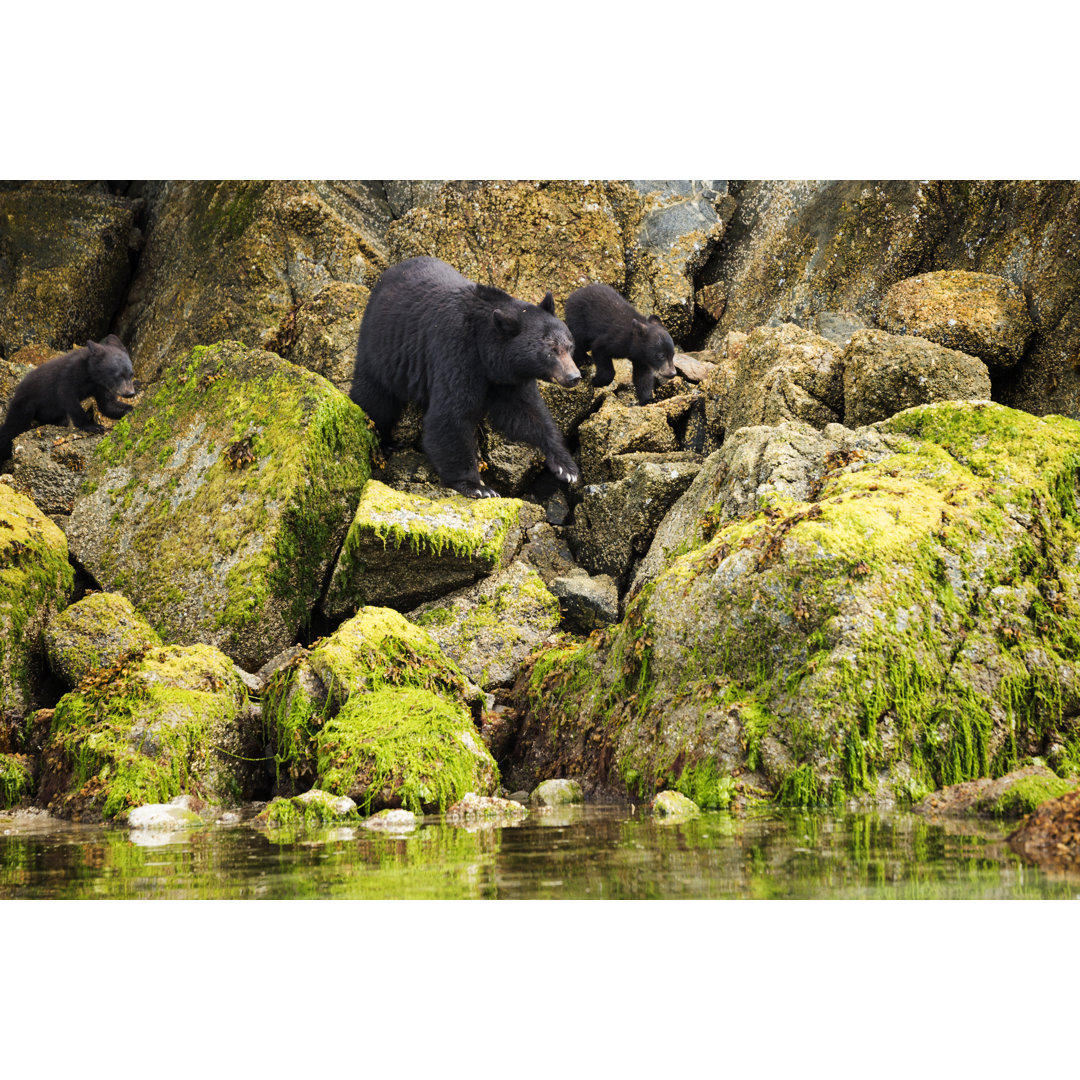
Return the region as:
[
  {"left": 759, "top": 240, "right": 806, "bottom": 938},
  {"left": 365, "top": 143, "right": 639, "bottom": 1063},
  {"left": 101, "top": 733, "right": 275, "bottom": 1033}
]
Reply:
[
  {"left": 421, "top": 406, "right": 497, "bottom": 499},
  {"left": 350, "top": 373, "right": 403, "bottom": 443}
]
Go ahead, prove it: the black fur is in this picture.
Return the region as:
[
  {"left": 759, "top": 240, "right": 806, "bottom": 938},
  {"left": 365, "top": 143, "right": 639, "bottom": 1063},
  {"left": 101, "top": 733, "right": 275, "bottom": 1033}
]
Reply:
[
  {"left": 349, "top": 256, "right": 581, "bottom": 499},
  {"left": 0, "top": 335, "right": 136, "bottom": 464},
  {"left": 563, "top": 283, "right": 676, "bottom": 404}
]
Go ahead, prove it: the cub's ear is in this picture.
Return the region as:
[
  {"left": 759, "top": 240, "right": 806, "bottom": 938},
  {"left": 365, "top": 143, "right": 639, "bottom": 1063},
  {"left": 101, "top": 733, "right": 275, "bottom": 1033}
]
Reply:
[
  {"left": 630, "top": 318, "right": 647, "bottom": 336},
  {"left": 647, "top": 314, "right": 664, "bottom": 325},
  {"left": 493, "top": 308, "right": 521, "bottom": 336},
  {"left": 539, "top": 291, "right": 556, "bottom": 315},
  {"left": 101, "top": 333, "right": 127, "bottom": 350},
  {"left": 86, "top": 339, "right": 103, "bottom": 356}
]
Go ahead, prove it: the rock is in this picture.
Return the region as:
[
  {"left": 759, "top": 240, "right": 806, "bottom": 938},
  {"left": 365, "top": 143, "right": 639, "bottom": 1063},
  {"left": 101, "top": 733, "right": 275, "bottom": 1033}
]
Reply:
[
  {"left": 813, "top": 311, "right": 867, "bottom": 346},
  {"left": 651, "top": 790, "right": 702, "bottom": 819},
  {"left": 44, "top": 591, "right": 163, "bottom": 689},
  {"left": 842, "top": 328, "right": 992, "bottom": 427},
  {"left": 3, "top": 425, "right": 108, "bottom": 520},
  {"left": 322, "top": 480, "right": 543, "bottom": 619},
  {"left": 65, "top": 340, "right": 376, "bottom": 670},
  {"left": 445, "top": 791, "right": 528, "bottom": 824},
  {"left": 530, "top": 778, "right": 583, "bottom": 807},
  {"left": 0, "top": 483, "right": 74, "bottom": 719},
  {"left": 549, "top": 571, "right": 620, "bottom": 633},
  {"left": 508, "top": 401, "right": 1080, "bottom": 809},
  {"left": 0, "top": 186, "right": 140, "bottom": 356},
  {"left": 673, "top": 354, "right": 717, "bottom": 383},
  {"left": 914, "top": 765, "right": 1074, "bottom": 818},
  {"left": 879, "top": 270, "right": 1034, "bottom": 369},
  {"left": 0, "top": 753, "right": 33, "bottom": 809},
  {"left": 262, "top": 606, "right": 492, "bottom": 813},
  {"left": 39, "top": 643, "right": 261, "bottom": 820},
  {"left": 719, "top": 323, "right": 845, "bottom": 436},
  {"left": 569, "top": 459, "right": 702, "bottom": 588},
  {"left": 127, "top": 799, "right": 204, "bottom": 830},
  {"left": 408, "top": 561, "right": 562, "bottom": 690},
  {"left": 626, "top": 181, "right": 730, "bottom": 340},
  {"left": 115, "top": 181, "right": 392, "bottom": 384},
  {"left": 386, "top": 180, "right": 627, "bottom": 309},
  {"left": 268, "top": 280, "right": 370, "bottom": 395},
  {"left": 1009, "top": 787, "right": 1080, "bottom": 868},
  {"left": 577, "top": 397, "right": 680, "bottom": 484},
  {"left": 361, "top": 808, "right": 419, "bottom": 832},
  {"left": 263, "top": 788, "right": 358, "bottom": 827},
  {"left": 517, "top": 521, "right": 579, "bottom": 587}
]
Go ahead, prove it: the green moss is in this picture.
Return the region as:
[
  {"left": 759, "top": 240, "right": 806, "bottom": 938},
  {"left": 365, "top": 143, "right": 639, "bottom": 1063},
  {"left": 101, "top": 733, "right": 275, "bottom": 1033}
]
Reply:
[
  {"left": 316, "top": 686, "right": 496, "bottom": 814},
  {"left": 670, "top": 760, "right": 735, "bottom": 810},
  {"left": 992, "top": 774, "right": 1076, "bottom": 818},
  {"left": 263, "top": 791, "right": 359, "bottom": 828},
  {"left": 0, "top": 754, "right": 33, "bottom": 809}
]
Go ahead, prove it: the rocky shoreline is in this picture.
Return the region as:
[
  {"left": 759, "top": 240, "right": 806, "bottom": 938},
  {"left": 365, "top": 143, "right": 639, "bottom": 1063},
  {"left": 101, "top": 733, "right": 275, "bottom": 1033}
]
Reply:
[{"left": 2, "top": 180, "right": 1079, "bottom": 863}]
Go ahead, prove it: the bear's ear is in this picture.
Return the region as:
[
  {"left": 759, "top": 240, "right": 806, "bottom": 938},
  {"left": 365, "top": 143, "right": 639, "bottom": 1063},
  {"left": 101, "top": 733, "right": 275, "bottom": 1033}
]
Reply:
[
  {"left": 101, "top": 333, "right": 126, "bottom": 350},
  {"left": 86, "top": 339, "right": 103, "bottom": 356},
  {"left": 630, "top": 318, "right": 647, "bottom": 337},
  {"left": 493, "top": 308, "right": 521, "bottom": 336},
  {"left": 539, "top": 291, "right": 556, "bottom": 315},
  {"left": 647, "top": 314, "right": 663, "bottom": 325}
]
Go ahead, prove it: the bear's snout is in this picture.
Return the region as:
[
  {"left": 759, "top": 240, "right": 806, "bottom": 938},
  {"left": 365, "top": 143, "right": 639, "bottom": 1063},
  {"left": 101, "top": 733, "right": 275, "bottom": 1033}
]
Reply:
[
  {"left": 119, "top": 380, "right": 137, "bottom": 398},
  {"left": 551, "top": 350, "right": 581, "bottom": 388}
]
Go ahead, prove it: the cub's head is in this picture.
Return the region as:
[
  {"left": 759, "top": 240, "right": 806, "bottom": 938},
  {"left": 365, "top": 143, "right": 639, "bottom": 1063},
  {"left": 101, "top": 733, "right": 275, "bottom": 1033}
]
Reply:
[
  {"left": 87, "top": 335, "right": 137, "bottom": 399},
  {"left": 492, "top": 291, "right": 580, "bottom": 388},
  {"left": 631, "top": 316, "right": 676, "bottom": 379}
]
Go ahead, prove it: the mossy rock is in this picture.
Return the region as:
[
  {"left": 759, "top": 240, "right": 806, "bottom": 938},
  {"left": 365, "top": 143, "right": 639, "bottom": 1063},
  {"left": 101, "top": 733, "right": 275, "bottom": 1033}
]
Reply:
[
  {"left": 530, "top": 778, "right": 583, "bottom": 807},
  {"left": 914, "top": 764, "right": 1074, "bottom": 818},
  {"left": 322, "top": 480, "right": 539, "bottom": 618},
  {"left": 45, "top": 591, "right": 163, "bottom": 689},
  {"left": 651, "top": 790, "right": 702, "bottom": 820},
  {"left": 39, "top": 643, "right": 257, "bottom": 820},
  {"left": 0, "top": 483, "right": 74, "bottom": 719},
  {"left": 263, "top": 606, "right": 482, "bottom": 795},
  {"left": 0, "top": 753, "right": 33, "bottom": 809},
  {"left": 262, "top": 788, "right": 359, "bottom": 828},
  {"left": 879, "top": 270, "right": 1034, "bottom": 369},
  {"left": 409, "top": 561, "right": 562, "bottom": 690},
  {"left": 315, "top": 685, "right": 498, "bottom": 814},
  {"left": 66, "top": 341, "right": 377, "bottom": 670},
  {"left": 509, "top": 401, "right": 1080, "bottom": 808}
]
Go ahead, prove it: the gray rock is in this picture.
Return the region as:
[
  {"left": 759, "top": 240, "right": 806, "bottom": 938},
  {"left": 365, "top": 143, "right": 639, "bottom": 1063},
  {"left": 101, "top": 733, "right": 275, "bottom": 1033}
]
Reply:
[
  {"left": 814, "top": 311, "right": 867, "bottom": 346},
  {"left": 550, "top": 571, "right": 620, "bottom": 633},
  {"left": 530, "top": 778, "right": 584, "bottom": 807}
]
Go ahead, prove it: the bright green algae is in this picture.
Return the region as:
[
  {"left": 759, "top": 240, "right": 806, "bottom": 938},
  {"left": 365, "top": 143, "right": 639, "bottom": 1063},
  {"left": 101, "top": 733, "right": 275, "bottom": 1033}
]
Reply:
[{"left": 518, "top": 402, "right": 1080, "bottom": 808}]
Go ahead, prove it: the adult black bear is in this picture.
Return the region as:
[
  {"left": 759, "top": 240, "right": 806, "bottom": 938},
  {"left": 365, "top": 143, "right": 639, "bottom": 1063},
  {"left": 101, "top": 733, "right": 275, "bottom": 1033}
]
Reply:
[
  {"left": 350, "top": 256, "right": 582, "bottom": 499},
  {"left": 0, "top": 335, "right": 137, "bottom": 464},
  {"left": 563, "top": 284, "right": 676, "bottom": 405}
]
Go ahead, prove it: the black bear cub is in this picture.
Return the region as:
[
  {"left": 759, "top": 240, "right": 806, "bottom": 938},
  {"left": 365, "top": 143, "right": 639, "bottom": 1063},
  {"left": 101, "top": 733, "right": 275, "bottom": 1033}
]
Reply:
[
  {"left": 563, "top": 283, "right": 676, "bottom": 405},
  {"left": 350, "top": 256, "right": 582, "bottom": 499},
  {"left": 0, "top": 335, "right": 137, "bottom": 464}
]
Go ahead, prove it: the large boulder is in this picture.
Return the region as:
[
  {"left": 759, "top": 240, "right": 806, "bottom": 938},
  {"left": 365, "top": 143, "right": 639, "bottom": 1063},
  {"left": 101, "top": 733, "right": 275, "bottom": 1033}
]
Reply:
[
  {"left": 0, "top": 186, "right": 140, "bottom": 356},
  {"left": 3, "top": 425, "right": 109, "bottom": 519},
  {"left": 507, "top": 402, "right": 1080, "bottom": 806},
  {"left": 38, "top": 643, "right": 260, "bottom": 820},
  {"left": 0, "top": 483, "right": 74, "bottom": 720},
  {"left": 66, "top": 340, "right": 376, "bottom": 670},
  {"left": 879, "top": 270, "right": 1034, "bottom": 369},
  {"left": 262, "top": 607, "right": 495, "bottom": 811},
  {"left": 115, "top": 181, "right": 392, "bottom": 383},
  {"left": 843, "top": 329, "right": 992, "bottom": 427},
  {"left": 322, "top": 480, "right": 542, "bottom": 618}
]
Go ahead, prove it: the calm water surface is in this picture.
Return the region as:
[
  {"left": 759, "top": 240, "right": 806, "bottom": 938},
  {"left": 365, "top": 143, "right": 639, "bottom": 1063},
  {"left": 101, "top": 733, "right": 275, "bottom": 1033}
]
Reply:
[{"left": 1, "top": 803, "right": 1076, "bottom": 900}]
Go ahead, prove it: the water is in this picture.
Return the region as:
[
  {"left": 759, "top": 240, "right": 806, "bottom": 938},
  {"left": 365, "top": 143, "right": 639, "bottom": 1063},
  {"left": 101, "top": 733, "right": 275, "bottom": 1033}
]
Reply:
[{"left": 2, "top": 803, "right": 1076, "bottom": 899}]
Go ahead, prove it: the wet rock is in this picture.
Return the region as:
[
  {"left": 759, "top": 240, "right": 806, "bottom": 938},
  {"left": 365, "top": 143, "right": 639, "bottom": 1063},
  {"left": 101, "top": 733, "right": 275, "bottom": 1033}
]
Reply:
[
  {"left": 4, "top": 425, "right": 107, "bottom": 521},
  {"left": 44, "top": 591, "right": 163, "bottom": 689},
  {"left": 842, "top": 328, "right": 992, "bottom": 427},
  {"left": 813, "top": 311, "right": 867, "bottom": 346},
  {"left": 577, "top": 397, "right": 680, "bottom": 484},
  {"left": 530, "top": 778, "right": 583, "bottom": 807},
  {"left": 0, "top": 186, "right": 140, "bottom": 356},
  {"left": 408, "top": 560, "right": 561, "bottom": 690},
  {"left": 127, "top": 798, "right": 204, "bottom": 830},
  {"left": 361, "top": 808, "right": 419, "bottom": 832},
  {"left": 0, "top": 483, "right": 74, "bottom": 720},
  {"left": 719, "top": 323, "right": 845, "bottom": 436},
  {"left": 445, "top": 791, "right": 528, "bottom": 825},
  {"left": 517, "top": 521, "right": 579, "bottom": 587},
  {"left": 549, "top": 571, "right": 620, "bottom": 633},
  {"left": 386, "top": 180, "right": 627, "bottom": 310},
  {"left": 510, "top": 401, "right": 1080, "bottom": 809},
  {"left": 913, "top": 765, "right": 1074, "bottom": 818},
  {"left": 39, "top": 643, "right": 261, "bottom": 820},
  {"left": 879, "top": 270, "right": 1034, "bottom": 370},
  {"left": 323, "top": 480, "right": 542, "bottom": 618},
  {"left": 65, "top": 340, "right": 375, "bottom": 670},
  {"left": 651, "top": 790, "right": 701, "bottom": 819},
  {"left": 263, "top": 788, "right": 359, "bottom": 827},
  {"left": 570, "top": 458, "right": 702, "bottom": 588},
  {"left": 1008, "top": 787, "right": 1080, "bottom": 868},
  {"left": 116, "top": 181, "right": 391, "bottom": 384}
]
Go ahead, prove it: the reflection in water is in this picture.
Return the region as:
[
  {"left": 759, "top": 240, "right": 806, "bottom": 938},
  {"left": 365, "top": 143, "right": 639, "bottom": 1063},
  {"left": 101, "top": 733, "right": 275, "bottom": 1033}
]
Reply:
[{"left": 1, "top": 805, "right": 1076, "bottom": 900}]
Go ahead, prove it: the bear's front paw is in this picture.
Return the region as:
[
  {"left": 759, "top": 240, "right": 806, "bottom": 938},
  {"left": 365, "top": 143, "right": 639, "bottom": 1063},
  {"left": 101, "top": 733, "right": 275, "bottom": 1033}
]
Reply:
[
  {"left": 550, "top": 460, "right": 581, "bottom": 486},
  {"left": 454, "top": 482, "right": 501, "bottom": 499},
  {"left": 80, "top": 423, "right": 108, "bottom": 435}
]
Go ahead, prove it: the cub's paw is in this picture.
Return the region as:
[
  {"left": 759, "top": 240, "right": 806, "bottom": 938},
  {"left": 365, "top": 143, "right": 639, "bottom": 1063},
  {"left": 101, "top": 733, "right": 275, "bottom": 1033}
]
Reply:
[
  {"left": 454, "top": 482, "right": 501, "bottom": 499},
  {"left": 549, "top": 460, "right": 581, "bottom": 486}
]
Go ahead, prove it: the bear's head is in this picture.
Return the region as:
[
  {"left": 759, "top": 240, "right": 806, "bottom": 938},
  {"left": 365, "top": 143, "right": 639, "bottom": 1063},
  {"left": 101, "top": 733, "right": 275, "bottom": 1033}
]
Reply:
[
  {"left": 87, "top": 335, "right": 137, "bottom": 399},
  {"left": 492, "top": 292, "right": 581, "bottom": 388},
  {"left": 631, "top": 316, "right": 676, "bottom": 379}
]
